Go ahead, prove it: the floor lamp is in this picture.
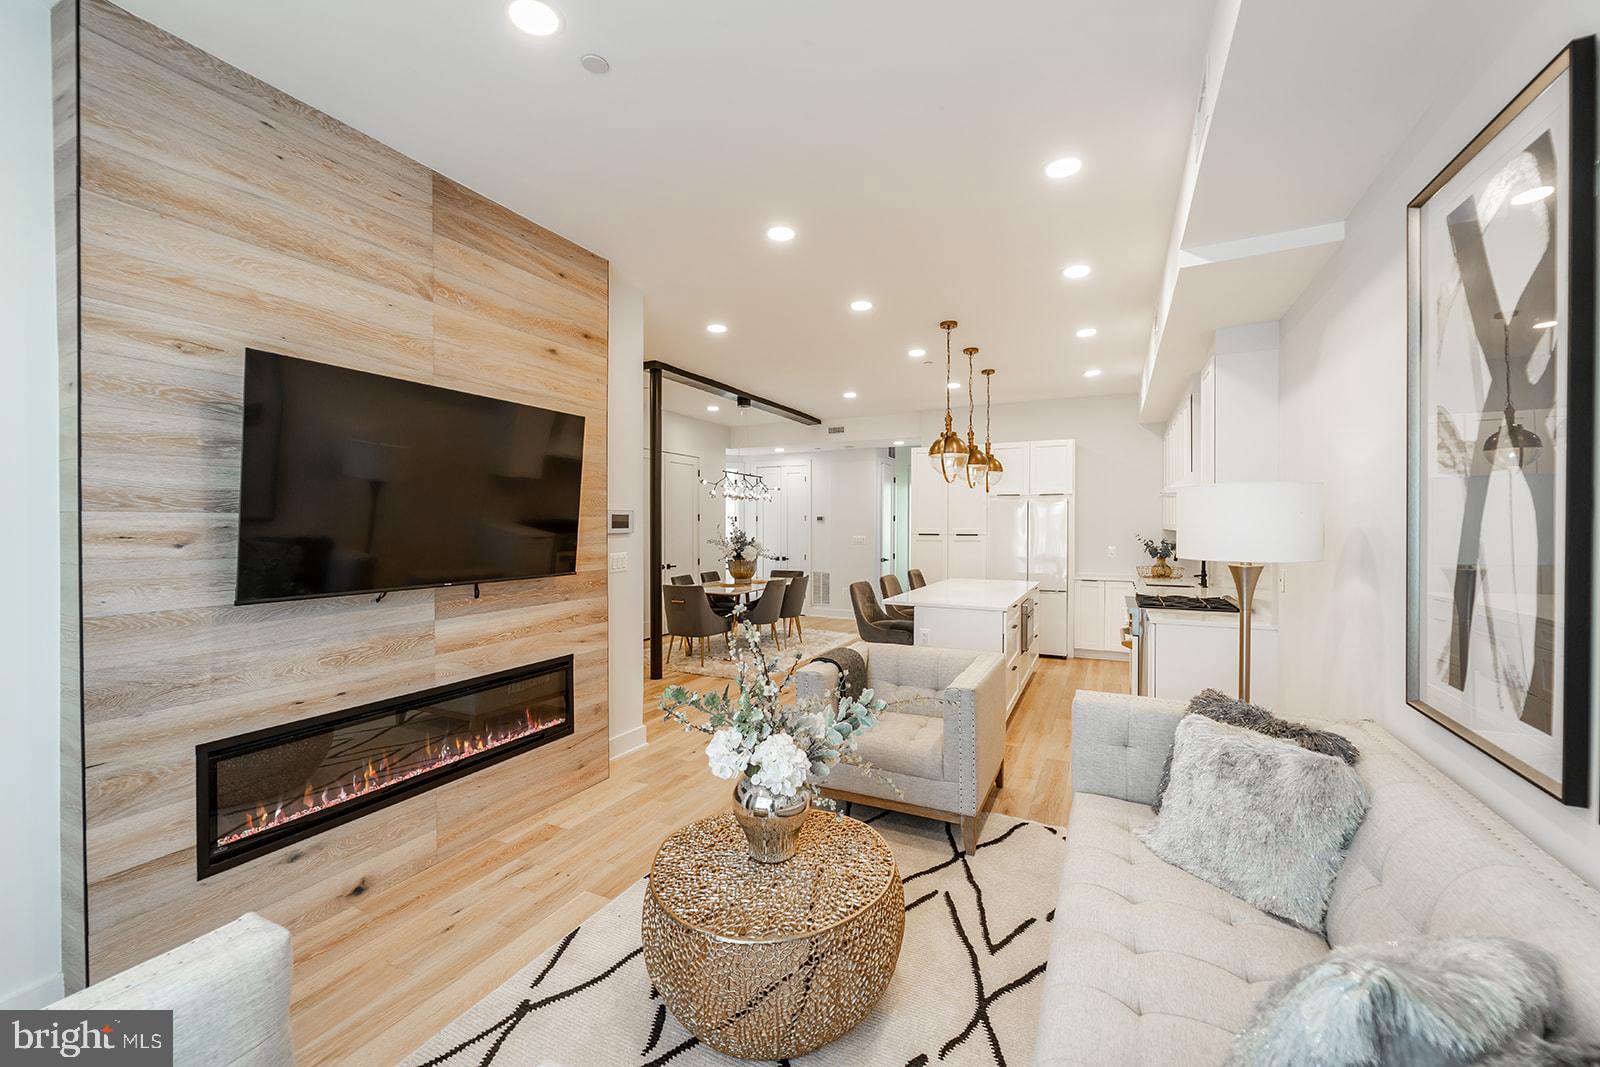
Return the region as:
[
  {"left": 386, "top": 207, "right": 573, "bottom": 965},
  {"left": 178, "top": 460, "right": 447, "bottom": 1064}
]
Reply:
[{"left": 1176, "top": 482, "right": 1323, "bottom": 703}]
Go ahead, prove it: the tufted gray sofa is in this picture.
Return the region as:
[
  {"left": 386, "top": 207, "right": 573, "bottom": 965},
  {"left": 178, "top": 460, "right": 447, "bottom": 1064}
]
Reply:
[
  {"left": 798, "top": 640, "right": 1006, "bottom": 852},
  {"left": 1036, "top": 691, "right": 1600, "bottom": 1065}
]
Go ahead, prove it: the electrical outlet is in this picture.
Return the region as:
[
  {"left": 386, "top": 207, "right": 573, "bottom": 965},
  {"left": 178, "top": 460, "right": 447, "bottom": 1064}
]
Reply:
[
  {"left": 609, "top": 551, "right": 627, "bottom": 573},
  {"left": 1107, "top": 544, "right": 1117, "bottom": 558}
]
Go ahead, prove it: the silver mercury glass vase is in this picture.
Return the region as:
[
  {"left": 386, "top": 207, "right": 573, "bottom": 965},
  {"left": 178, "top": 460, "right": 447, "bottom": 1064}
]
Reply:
[{"left": 731, "top": 776, "right": 810, "bottom": 863}]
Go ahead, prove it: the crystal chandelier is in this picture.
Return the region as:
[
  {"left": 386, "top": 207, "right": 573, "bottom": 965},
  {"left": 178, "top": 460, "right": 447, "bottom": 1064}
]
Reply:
[
  {"left": 701, "top": 469, "right": 775, "bottom": 502},
  {"left": 927, "top": 320, "right": 967, "bottom": 483}
]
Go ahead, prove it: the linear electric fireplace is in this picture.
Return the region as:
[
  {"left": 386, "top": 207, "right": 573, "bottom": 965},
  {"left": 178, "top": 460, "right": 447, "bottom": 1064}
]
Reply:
[{"left": 196, "top": 656, "right": 574, "bottom": 878}]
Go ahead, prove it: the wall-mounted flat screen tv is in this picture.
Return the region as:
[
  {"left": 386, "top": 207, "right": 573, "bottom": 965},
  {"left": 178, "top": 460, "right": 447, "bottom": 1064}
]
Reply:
[{"left": 235, "top": 349, "right": 585, "bottom": 605}]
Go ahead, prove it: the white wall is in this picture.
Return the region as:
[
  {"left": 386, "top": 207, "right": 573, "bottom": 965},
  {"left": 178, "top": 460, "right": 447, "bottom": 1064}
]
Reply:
[
  {"left": 1277, "top": 0, "right": 1600, "bottom": 887},
  {"left": 606, "top": 281, "right": 646, "bottom": 759},
  {"left": 918, "top": 394, "right": 1166, "bottom": 579},
  {"left": 807, "top": 449, "right": 893, "bottom": 616},
  {"left": 2, "top": 0, "right": 65, "bottom": 1009},
  {"left": 656, "top": 410, "right": 731, "bottom": 571}
]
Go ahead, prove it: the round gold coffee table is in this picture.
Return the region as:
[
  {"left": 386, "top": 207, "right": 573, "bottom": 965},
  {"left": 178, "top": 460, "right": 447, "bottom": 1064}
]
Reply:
[{"left": 641, "top": 809, "right": 904, "bottom": 1060}]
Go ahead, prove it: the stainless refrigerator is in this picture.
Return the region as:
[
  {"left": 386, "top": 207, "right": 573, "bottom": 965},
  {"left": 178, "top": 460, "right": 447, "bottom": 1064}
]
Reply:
[{"left": 985, "top": 496, "right": 1070, "bottom": 656}]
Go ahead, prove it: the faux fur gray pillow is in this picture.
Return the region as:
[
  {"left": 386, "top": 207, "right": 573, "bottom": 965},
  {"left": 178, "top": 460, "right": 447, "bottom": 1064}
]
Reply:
[
  {"left": 1151, "top": 688, "right": 1360, "bottom": 812},
  {"left": 1138, "top": 715, "right": 1368, "bottom": 932},
  {"left": 1227, "top": 938, "right": 1565, "bottom": 1067}
]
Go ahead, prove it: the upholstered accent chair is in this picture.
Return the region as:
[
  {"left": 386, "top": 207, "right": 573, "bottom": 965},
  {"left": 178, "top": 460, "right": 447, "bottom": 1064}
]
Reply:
[
  {"left": 779, "top": 574, "right": 809, "bottom": 640},
  {"left": 798, "top": 641, "right": 1006, "bottom": 852},
  {"left": 700, "top": 569, "right": 737, "bottom": 614},
  {"left": 849, "top": 580, "right": 914, "bottom": 645},
  {"left": 907, "top": 568, "right": 927, "bottom": 589},
  {"left": 48, "top": 913, "right": 295, "bottom": 1067},
  {"left": 741, "top": 577, "right": 789, "bottom": 648},
  {"left": 878, "top": 573, "right": 915, "bottom": 621},
  {"left": 662, "top": 584, "right": 732, "bottom": 666}
]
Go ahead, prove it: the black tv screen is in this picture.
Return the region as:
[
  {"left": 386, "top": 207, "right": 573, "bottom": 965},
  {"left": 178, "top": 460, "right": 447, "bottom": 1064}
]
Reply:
[{"left": 235, "top": 349, "right": 585, "bottom": 605}]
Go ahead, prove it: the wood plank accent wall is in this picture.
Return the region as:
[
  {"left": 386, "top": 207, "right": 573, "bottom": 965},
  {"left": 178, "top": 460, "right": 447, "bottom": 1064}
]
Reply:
[{"left": 58, "top": 0, "right": 611, "bottom": 981}]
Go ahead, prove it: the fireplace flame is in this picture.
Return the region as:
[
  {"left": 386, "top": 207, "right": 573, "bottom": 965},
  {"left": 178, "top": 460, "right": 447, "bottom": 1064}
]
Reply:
[{"left": 216, "top": 706, "right": 565, "bottom": 851}]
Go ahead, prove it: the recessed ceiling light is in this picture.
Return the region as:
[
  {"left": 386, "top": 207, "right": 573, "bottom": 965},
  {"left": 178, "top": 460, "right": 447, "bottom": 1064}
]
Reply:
[
  {"left": 893, "top": 440, "right": 906, "bottom": 446},
  {"left": 706, "top": 405, "right": 720, "bottom": 412},
  {"left": 850, "top": 299, "right": 874, "bottom": 312},
  {"left": 775, "top": 447, "right": 786, "bottom": 453},
  {"left": 947, "top": 381, "right": 961, "bottom": 391},
  {"left": 766, "top": 225, "right": 796, "bottom": 242},
  {"left": 706, "top": 323, "right": 728, "bottom": 334},
  {"left": 1510, "top": 185, "right": 1555, "bottom": 206},
  {"left": 579, "top": 53, "right": 610, "bottom": 74},
  {"left": 1075, "top": 326, "right": 1098, "bottom": 339},
  {"left": 1082, "top": 368, "right": 1103, "bottom": 378},
  {"left": 1062, "top": 263, "right": 1092, "bottom": 280},
  {"left": 1044, "top": 156, "right": 1083, "bottom": 180},
  {"left": 1534, "top": 319, "right": 1558, "bottom": 329},
  {"left": 843, "top": 391, "right": 857, "bottom": 399},
  {"left": 908, "top": 347, "right": 926, "bottom": 358},
  {"left": 507, "top": 0, "right": 562, "bottom": 36}
]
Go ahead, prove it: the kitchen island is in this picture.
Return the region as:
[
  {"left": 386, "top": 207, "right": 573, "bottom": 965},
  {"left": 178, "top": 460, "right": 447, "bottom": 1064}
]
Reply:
[{"left": 884, "top": 578, "right": 1039, "bottom": 713}]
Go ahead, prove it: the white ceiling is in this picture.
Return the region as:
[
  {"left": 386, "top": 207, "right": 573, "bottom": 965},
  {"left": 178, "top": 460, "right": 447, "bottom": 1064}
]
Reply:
[
  {"left": 114, "top": 0, "right": 1217, "bottom": 420},
  {"left": 112, "top": 0, "right": 1522, "bottom": 427}
]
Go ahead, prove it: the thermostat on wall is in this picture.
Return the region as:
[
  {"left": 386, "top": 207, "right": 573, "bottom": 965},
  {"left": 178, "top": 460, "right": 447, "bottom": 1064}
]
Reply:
[{"left": 608, "top": 510, "right": 634, "bottom": 535}]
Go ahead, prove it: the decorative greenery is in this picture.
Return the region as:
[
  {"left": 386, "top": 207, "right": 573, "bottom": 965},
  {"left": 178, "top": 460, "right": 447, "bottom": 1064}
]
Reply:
[
  {"left": 1136, "top": 534, "right": 1177, "bottom": 561},
  {"left": 707, "top": 519, "right": 771, "bottom": 563},
  {"left": 660, "top": 612, "right": 887, "bottom": 808}
]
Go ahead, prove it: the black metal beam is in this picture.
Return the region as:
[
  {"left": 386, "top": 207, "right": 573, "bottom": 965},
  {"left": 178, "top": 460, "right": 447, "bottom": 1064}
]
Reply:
[
  {"left": 648, "top": 365, "right": 664, "bottom": 681},
  {"left": 642, "top": 360, "right": 822, "bottom": 426}
]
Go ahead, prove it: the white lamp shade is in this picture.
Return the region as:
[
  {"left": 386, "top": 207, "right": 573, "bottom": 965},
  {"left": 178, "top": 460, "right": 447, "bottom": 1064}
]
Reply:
[{"left": 1176, "top": 481, "right": 1323, "bottom": 563}]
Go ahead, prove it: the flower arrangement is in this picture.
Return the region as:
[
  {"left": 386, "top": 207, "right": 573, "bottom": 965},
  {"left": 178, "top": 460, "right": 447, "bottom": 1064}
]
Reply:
[
  {"left": 707, "top": 519, "right": 770, "bottom": 563},
  {"left": 660, "top": 613, "right": 887, "bottom": 812},
  {"left": 1135, "top": 534, "right": 1177, "bottom": 561}
]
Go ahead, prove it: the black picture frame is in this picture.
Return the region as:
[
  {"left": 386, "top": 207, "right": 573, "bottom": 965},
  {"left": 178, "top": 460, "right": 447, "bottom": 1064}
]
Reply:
[{"left": 1405, "top": 36, "right": 1596, "bottom": 806}]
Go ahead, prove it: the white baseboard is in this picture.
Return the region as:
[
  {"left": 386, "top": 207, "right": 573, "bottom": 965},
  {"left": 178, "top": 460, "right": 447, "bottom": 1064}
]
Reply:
[
  {"left": 0, "top": 972, "right": 64, "bottom": 1011},
  {"left": 609, "top": 726, "right": 647, "bottom": 761},
  {"left": 806, "top": 606, "right": 852, "bottom": 621},
  {"left": 1073, "top": 649, "right": 1130, "bottom": 661}
]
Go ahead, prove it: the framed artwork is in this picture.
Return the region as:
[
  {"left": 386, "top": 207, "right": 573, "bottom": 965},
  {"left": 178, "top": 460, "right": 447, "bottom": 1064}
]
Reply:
[{"left": 1406, "top": 36, "right": 1596, "bottom": 805}]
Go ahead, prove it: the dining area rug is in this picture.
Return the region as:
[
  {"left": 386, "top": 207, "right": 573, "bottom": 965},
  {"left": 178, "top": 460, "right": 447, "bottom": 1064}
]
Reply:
[{"left": 401, "top": 809, "right": 1064, "bottom": 1066}]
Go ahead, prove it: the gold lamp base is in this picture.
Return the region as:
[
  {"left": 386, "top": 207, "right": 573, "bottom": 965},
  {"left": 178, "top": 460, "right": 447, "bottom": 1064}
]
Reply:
[{"left": 1228, "top": 563, "right": 1264, "bottom": 703}]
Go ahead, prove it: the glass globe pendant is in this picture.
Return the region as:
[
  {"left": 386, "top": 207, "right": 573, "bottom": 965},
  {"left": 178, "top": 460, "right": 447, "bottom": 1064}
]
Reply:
[
  {"left": 962, "top": 347, "right": 990, "bottom": 488},
  {"left": 927, "top": 320, "right": 968, "bottom": 483},
  {"left": 980, "top": 367, "right": 1003, "bottom": 491}
]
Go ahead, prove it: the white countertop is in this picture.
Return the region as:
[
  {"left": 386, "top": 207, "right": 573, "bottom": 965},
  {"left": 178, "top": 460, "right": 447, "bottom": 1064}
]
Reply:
[{"left": 885, "top": 578, "right": 1038, "bottom": 610}]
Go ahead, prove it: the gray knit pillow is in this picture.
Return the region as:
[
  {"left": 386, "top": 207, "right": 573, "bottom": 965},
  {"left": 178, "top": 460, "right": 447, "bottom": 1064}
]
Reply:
[
  {"left": 1227, "top": 938, "right": 1565, "bottom": 1067},
  {"left": 1151, "top": 688, "right": 1360, "bottom": 813},
  {"left": 1138, "top": 715, "right": 1368, "bottom": 932}
]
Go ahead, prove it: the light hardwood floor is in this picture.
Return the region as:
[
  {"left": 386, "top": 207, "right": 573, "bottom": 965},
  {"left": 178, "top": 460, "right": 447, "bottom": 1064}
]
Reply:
[{"left": 288, "top": 616, "right": 1128, "bottom": 1066}]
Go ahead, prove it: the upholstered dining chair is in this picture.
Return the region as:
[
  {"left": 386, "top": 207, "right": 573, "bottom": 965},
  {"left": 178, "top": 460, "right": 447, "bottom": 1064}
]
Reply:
[
  {"left": 907, "top": 568, "right": 927, "bottom": 590},
  {"left": 700, "top": 569, "right": 737, "bottom": 614},
  {"left": 662, "top": 584, "right": 732, "bottom": 667},
  {"left": 849, "top": 581, "right": 914, "bottom": 645},
  {"left": 779, "top": 574, "right": 809, "bottom": 642},
  {"left": 740, "top": 578, "right": 789, "bottom": 649},
  {"left": 879, "top": 574, "right": 914, "bottom": 622},
  {"left": 770, "top": 569, "right": 805, "bottom": 578},
  {"left": 670, "top": 574, "right": 695, "bottom": 586}
]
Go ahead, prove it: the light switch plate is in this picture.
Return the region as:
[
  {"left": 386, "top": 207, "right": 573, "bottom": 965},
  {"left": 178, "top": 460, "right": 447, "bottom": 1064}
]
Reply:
[
  {"left": 609, "top": 552, "right": 628, "bottom": 573},
  {"left": 851, "top": 534, "right": 866, "bottom": 545},
  {"left": 1107, "top": 544, "right": 1117, "bottom": 558}
]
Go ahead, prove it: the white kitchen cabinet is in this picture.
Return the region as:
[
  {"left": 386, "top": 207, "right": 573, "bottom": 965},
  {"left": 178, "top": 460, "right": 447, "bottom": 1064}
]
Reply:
[
  {"left": 1035, "top": 588, "right": 1069, "bottom": 656},
  {"left": 910, "top": 457, "right": 949, "bottom": 534},
  {"left": 987, "top": 443, "right": 1029, "bottom": 496},
  {"left": 910, "top": 534, "right": 947, "bottom": 584},
  {"left": 1028, "top": 440, "right": 1075, "bottom": 496},
  {"left": 1143, "top": 612, "right": 1279, "bottom": 706},
  {"left": 1073, "top": 580, "right": 1103, "bottom": 649},
  {"left": 946, "top": 532, "right": 987, "bottom": 579},
  {"left": 946, "top": 474, "right": 988, "bottom": 535}
]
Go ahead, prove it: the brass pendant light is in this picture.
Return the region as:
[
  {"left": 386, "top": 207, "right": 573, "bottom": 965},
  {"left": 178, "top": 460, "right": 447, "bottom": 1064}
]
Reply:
[
  {"left": 962, "top": 347, "right": 989, "bottom": 488},
  {"left": 981, "top": 367, "right": 1004, "bottom": 492},
  {"left": 927, "top": 320, "right": 968, "bottom": 483}
]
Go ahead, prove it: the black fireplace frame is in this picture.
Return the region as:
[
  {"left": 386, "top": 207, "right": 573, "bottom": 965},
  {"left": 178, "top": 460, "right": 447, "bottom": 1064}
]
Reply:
[{"left": 195, "top": 655, "right": 575, "bottom": 879}]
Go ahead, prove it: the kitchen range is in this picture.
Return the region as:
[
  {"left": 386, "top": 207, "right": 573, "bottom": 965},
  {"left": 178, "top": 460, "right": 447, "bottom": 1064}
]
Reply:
[{"left": 1125, "top": 581, "right": 1279, "bottom": 704}]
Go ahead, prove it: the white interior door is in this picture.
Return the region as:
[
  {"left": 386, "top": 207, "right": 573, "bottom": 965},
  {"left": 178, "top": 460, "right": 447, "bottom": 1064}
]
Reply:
[
  {"left": 753, "top": 463, "right": 810, "bottom": 577},
  {"left": 644, "top": 450, "right": 700, "bottom": 628},
  {"left": 878, "top": 461, "right": 895, "bottom": 577}
]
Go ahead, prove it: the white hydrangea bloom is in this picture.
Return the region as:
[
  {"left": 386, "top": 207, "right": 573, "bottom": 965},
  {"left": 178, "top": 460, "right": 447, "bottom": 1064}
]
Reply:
[
  {"left": 749, "top": 733, "right": 812, "bottom": 799},
  {"left": 704, "top": 727, "right": 751, "bottom": 780}
]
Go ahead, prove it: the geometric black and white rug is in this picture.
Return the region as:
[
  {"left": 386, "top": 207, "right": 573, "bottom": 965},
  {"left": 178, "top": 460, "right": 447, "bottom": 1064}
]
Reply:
[{"left": 402, "top": 809, "right": 1066, "bottom": 1066}]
